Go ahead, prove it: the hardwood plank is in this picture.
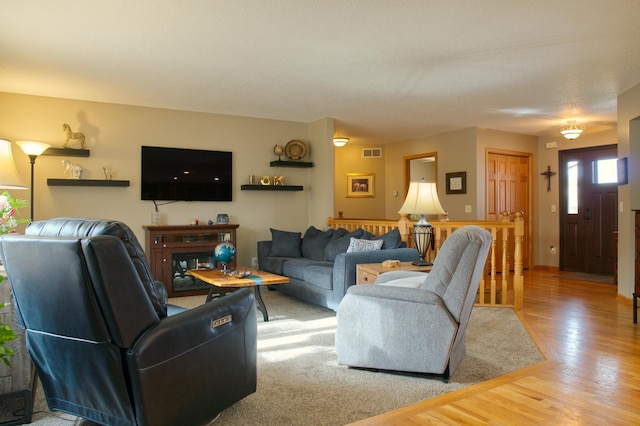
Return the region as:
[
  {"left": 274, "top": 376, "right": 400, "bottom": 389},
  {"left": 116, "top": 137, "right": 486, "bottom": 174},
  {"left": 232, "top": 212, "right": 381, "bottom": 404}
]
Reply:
[{"left": 349, "top": 270, "right": 640, "bottom": 425}]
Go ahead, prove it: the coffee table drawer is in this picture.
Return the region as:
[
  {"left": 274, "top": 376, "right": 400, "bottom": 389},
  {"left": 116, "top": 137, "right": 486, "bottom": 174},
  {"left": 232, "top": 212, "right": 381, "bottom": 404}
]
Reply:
[{"left": 356, "top": 268, "right": 379, "bottom": 285}]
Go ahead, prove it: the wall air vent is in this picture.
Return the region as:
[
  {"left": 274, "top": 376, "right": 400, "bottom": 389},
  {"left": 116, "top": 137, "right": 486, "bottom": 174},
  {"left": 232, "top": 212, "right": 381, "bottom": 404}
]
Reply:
[{"left": 362, "top": 148, "right": 382, "bottom": 158}]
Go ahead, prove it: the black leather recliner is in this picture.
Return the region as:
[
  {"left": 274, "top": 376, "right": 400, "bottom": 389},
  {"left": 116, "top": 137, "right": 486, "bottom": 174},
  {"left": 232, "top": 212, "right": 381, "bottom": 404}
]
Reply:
[
  {"left": 0, "top": 218, "right": 258, "bottom": 426},
  {"left": 24, "top": 217, "right": 180, "bottom": 317}
]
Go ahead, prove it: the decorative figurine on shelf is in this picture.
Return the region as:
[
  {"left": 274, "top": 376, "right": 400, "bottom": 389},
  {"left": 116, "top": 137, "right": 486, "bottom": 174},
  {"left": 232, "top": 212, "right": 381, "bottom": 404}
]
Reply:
[
  {"left": 260, "top": 176, "right": 271, "bottom": 185},
  {"left": 102, "top": 166, "right": 114, "bottom": 180},
  {"left": 273, "top": 145, "right": 284, "bottom": 161},
  {"left": 62, "top": 160, "right": 83, "bottom": 179},
  {"left": 273, "top": 176, "right": 284, "bottom": 186},
  {"left": 284, "top": 139, "right": 307, "bottom": 160},
  {"left": 62, "top": 123, "right": 86, "bottom": 149},
  {"left": 214, "top": 242, "right": 236, "bottom": 274}
]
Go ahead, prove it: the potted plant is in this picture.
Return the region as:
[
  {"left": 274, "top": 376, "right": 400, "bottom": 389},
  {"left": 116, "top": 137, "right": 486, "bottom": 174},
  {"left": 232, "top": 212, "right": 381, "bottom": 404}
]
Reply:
[{"left": 0, "top": 191, "right": 28, "bottom": 367}]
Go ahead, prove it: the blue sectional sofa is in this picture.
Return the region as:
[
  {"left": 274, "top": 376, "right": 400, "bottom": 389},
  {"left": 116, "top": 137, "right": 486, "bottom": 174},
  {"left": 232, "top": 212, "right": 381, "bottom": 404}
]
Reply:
[{"left": 257, "top": 226, "right": 419, "bottom": 311}]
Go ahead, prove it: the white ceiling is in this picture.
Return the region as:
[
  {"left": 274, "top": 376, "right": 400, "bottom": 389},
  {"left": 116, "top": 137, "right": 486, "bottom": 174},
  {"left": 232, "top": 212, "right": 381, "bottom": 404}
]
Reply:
[{"left": 2, "top": 1, "right": 639, "bottom": 145}]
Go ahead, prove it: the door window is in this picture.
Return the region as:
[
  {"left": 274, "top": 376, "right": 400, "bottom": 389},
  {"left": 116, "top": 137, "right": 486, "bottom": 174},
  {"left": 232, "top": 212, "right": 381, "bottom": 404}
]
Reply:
[
  {"left": 567, "top": 160, "right": 578, "bottom": 214},
  {"left": 593, "top": 158, "right": 618, "bottom": 184}
]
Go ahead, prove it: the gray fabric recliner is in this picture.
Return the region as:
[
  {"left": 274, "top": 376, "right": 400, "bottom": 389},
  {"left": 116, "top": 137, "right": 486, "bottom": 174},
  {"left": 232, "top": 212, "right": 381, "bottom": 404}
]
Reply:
[{"left": 335, "top": 225, "right": 492, "bottom": 381}]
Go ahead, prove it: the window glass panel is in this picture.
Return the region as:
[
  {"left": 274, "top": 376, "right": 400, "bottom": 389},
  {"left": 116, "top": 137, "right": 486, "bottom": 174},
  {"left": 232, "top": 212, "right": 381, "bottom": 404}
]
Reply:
[
  {"left": 594, "top": 158, "right": 618, "bottom": 184},
  {"left": 567, "top": 161, "right": 578, "bottom": 214}
]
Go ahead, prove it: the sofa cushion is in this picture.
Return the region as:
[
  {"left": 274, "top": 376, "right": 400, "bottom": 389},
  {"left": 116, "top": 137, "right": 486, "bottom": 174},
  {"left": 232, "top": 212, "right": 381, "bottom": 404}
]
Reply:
[
  {"left": 304, "top": 264, "right": 334, "bottom": 290},
  {"left": 262, "top": 256, "right": 290, "bottom": 275},
  {"left": 346, "top": 237, "right": 384, "bottom": 253},
  {"left": 270, "top": 228, "right": 302, "bottom": 257},
  {"left": 282, "top": 258, "right": 332, "bottom": 281},
  {"left": 301, "top": 226, "right": 335, "bottom": 261},
  {"left": 324, "top": 228, "right": 364, "bottom": 262}
]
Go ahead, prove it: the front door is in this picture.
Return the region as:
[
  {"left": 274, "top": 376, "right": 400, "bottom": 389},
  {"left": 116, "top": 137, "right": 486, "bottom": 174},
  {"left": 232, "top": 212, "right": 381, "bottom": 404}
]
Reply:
[{"left": 559, "top": 145, "right": 618, "bottom": 274}]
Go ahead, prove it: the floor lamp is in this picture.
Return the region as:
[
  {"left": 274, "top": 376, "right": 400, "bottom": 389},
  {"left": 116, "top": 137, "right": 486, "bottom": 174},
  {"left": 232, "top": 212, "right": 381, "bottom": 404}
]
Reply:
[
  {"left": 398, "top": 180, "right": 446, "bottom": 266},
  {"left": 16, "top": 141, "right": 51, "bottom": 221}
]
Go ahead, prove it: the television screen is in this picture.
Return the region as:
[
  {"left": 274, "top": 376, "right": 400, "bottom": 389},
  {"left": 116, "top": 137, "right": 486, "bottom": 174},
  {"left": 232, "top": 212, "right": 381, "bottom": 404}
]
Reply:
[{"left": 141, "top": 146, "right": 232, "bottom": 201}]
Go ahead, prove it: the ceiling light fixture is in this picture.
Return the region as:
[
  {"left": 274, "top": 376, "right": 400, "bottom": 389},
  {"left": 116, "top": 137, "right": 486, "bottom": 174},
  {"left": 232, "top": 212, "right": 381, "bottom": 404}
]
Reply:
[
  {"left": 560, "top": 120, "right": 584, "bottom": 140},
  {"left": 333, "top": 138, "right": 348, "bottom": 147}
]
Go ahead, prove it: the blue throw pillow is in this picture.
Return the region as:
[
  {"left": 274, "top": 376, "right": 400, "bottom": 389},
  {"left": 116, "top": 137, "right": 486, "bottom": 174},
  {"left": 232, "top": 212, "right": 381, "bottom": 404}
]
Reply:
[
  {"left": 379, "top": 229, "right": 402, "bottom": 249},
  {"left": 270, "top": 228, "right": 302, "bottom": 257},
  {"left": 324, "top": 228, "right": 364, "bottom": 262},
  {"left": 360, "top": 228, "right": 402, "bottom": 249},
  {"left": 301, "top": 226, "right": 335, "bottom": 261}
]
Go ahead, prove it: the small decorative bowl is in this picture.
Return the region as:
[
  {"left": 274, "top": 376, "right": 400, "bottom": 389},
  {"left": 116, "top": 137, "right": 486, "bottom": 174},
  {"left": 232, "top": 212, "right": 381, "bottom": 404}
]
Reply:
[{"left": 229, "top": 270, "right": 251, "bottom": 279}]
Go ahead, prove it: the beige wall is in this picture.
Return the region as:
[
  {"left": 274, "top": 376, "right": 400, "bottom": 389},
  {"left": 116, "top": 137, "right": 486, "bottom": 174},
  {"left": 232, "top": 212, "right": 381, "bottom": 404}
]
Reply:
[
  {"left": 4, "top": 89, "right": 632, "bottom": 296},
  {"left": 0, "top": 92, "right": 334, "bottom": 266},
  {"left": 333, "top": 144, "right": 387, "bottom": 218},
  {"left": 382, "top": 127, "right": 478, "bottom": 220},
  {"left": 617, "top": 81, "right": 640, "bottom": 299}
]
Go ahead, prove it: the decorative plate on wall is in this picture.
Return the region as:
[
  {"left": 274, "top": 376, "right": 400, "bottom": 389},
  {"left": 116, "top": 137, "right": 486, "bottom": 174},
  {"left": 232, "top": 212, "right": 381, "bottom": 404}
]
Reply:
[{"left": 284, "top": 140, "right": 307, "bottom": 160}]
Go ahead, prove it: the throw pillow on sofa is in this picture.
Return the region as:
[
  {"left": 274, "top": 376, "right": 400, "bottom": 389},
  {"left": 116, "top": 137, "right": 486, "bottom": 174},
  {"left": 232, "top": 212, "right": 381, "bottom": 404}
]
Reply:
[
  {"left": 270, "top": 228, "right": 302, "bottom": 257},
  {"left": 301, "top": 226, "right": 335, "bottom": 261},
  {"left": 324, "top": 228, "right": 364, "bottom": 262},
  {"left": 346, "top": 237, "right": 384, "bottom": 253},
  {"left": 377, "top": 228, "right": 402, "bottom": 249}
]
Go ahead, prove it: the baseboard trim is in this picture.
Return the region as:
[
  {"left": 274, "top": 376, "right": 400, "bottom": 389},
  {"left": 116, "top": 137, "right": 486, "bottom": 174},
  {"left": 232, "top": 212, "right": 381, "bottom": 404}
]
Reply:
[{"left": 532, "top": 265, "right": 560, "bottom": 272}]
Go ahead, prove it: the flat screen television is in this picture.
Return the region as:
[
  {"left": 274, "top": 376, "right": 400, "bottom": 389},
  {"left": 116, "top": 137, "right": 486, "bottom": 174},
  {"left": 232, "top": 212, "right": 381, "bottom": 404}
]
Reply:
[{"left": 141, "top": 146, "right": 232, "bottom": 201}]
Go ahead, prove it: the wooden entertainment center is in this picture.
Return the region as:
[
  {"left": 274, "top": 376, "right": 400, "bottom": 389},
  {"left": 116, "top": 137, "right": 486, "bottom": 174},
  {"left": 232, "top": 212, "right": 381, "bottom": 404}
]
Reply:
[{"left": 143, "top": 224, "right": 239, "bottom": 297}]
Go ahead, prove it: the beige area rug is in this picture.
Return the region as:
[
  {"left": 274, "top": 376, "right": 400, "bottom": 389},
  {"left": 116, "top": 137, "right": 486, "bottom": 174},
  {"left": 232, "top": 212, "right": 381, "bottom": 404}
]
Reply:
[{"left": 17, "top": 289, "right": 544, "bottom": 426}]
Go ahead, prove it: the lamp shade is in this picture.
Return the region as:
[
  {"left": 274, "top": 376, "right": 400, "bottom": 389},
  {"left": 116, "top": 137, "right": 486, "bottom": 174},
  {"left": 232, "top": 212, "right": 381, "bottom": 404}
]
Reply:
[
  {"left": 17, "top": 140, "right": 51, "bottom": 156},
  {"left": 333, "top": 138, "right": 348, "bottom": 147},
  {"left": 560, "top": 120, "right": 584, "bottom": 140},
  {"left": 0, "top": 139, "right": 27, "bottom": 189},
  {"left": 398, "top": 181, "right": 446, "bottom": 216}
]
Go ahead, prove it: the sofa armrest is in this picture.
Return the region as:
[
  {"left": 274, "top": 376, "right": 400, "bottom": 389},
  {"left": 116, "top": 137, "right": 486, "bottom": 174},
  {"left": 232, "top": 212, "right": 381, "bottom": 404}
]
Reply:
[
  {"left": 332, "top": 247, "right": 419, "bottom": 306},
  {"left": 257, "top": 240, "right": 272, "bottom": 270}
]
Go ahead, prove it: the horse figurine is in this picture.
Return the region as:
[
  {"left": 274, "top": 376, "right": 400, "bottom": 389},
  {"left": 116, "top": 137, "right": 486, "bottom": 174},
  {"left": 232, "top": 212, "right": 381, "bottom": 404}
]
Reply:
[
  {"left": 62, "top": 123, "right": 86, "bottom": 149},
  {"left": 62, "top": 160, "right": 83, "bottom": 179}
]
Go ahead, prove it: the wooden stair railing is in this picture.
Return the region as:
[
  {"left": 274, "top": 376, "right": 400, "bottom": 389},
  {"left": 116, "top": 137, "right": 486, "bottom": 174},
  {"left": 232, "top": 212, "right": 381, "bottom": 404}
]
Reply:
[{"left": 327, "top": 212, "right": 525, "bottom": 311}]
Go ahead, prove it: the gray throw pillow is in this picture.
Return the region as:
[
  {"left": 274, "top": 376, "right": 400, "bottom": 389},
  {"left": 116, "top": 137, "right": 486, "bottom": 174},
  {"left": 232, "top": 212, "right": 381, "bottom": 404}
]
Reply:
[
  {"left": 301, "top": 226, "right": 335, "bottom": 261},
  {"left": 324, "top": 228, "right": 364, "bottom": 262},
  {"left": 346, "top": 237, "right": 384, "bottom": 253},
  {"left": 270, "top": 228, "right": 302, "bottom": 257}
]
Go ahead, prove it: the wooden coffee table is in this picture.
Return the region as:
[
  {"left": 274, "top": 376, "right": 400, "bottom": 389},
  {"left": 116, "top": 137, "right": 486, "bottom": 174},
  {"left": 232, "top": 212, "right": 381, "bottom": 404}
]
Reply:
[{"left": 187, "top": 268, "right": 289, "bottom": 322}]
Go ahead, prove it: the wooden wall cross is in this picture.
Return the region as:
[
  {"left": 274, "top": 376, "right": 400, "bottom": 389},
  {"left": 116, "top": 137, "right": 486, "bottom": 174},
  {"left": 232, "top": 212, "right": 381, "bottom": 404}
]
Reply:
[{"left": 541, "top": 165, "right": 557, "bottom": 192}]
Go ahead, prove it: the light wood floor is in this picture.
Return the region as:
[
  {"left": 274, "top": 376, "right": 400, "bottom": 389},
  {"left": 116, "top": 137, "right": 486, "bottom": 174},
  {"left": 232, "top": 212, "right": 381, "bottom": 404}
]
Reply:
[{"left": 351, "top": 269, "right": 640, "bottom": 425}]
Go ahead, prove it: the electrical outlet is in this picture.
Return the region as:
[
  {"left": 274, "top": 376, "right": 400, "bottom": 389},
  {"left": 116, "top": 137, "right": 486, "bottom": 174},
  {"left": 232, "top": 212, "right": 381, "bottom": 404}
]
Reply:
[
  {"left": 465, "top": 205, "right": 472, "bottom": 213},
  {"left": 549, "top": 245, "right": 556, "bottom": 255},
  {"left": 251, "top": 257, "right": 258, "bottom": 268}
]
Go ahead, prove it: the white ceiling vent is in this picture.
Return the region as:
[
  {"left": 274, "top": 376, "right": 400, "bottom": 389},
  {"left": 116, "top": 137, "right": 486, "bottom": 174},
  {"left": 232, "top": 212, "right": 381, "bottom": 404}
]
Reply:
[{"left": 362, "top": 148, "right": 382, "bottom": 158}]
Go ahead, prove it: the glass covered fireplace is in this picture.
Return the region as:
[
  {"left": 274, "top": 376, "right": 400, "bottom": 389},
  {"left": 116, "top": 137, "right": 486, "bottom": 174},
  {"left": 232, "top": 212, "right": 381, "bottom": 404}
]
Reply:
[{"left": 144, "top": 224, "right": 239, "bottom": 297}]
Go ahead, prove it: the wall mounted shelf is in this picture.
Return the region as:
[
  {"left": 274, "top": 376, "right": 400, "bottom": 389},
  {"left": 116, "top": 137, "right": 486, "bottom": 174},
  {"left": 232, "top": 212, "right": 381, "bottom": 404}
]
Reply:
[
  {"left": 270, "top": 160, "right": 313, "bottom": 168},
  {"left": 240, "top": 184, "right": 303, "bottom": 191},
  {"left": 43, "top": 148, "right": 90, "bottom": 157},
  {"left": 47, "top": 179, "right": 130, "bottom": 187}
]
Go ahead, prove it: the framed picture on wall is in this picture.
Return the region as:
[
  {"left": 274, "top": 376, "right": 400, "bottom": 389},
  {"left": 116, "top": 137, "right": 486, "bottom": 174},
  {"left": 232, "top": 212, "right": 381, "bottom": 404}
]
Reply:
[
  {"left": 446, "top": 171, "right": 467, "bottom": 194},
  {"left": 347, "top": 173, "right": 375, "bottom": 198}
]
